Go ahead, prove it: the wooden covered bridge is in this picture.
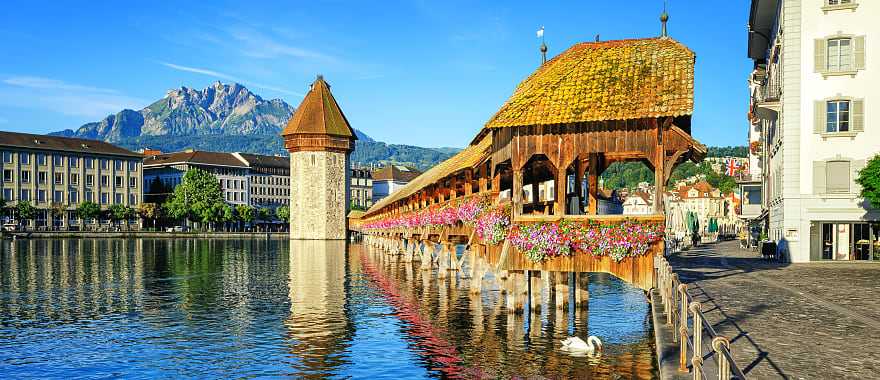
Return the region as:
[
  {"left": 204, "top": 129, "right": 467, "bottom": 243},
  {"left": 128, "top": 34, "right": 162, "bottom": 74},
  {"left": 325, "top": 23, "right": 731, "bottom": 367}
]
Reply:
[{"left": 351, "top": 36, "right": 705, "bottom": 310}]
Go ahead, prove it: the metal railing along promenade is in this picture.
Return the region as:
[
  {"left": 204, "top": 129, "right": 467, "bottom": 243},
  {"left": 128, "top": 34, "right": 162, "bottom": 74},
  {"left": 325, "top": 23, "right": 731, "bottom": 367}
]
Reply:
[{"left": 656, "top": 256, "right": 747, "bottom": 380}]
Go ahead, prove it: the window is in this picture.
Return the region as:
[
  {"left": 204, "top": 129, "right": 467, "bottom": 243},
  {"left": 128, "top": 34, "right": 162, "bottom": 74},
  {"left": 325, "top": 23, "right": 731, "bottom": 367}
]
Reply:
[
  {"left": 101, "top": 175, "right": 109, "bottom": 187},
  {"left": 54, "top": 191, "right": 63, "bottom": 203},
  {"left": 2, "top": 151, "right": 12, "bottom": 163},
  {"left": 826, "top": 161, "right": 851, "bottom": 193},
  {"left": 19, "top": 189, "right": 30, "bottom": 201},
  {"left": 101, "top": 159, "right": 109, "bottom": 170},
  {"left": 115, "top": 176, "right": 123, "bottom": 187},
  {"left": 86, "top": 174, "right": 94, "bottom": 187},
  {"left": 101, "top": 192, "right": 109, "bottom": 204},
  {"left": 129, "top": 193, "right": 137, "bottom": 205},
  {"left": 115, "top": 160, "right": 123, "bottom": 171},
  {"left": 70, "top": 173, "right": 79, "bottom": 185},
  {"left": 85, "top": 191, "right": 93, "bottom": 202},
  {"left": 70, "top": 191, "right": 79, "bottom": 204},
  {"left": 129, "top": 177, "right": 137, "bottom": 188},
  {"left": 827, "top": 38, "right": 853, "bottom": 72},
  {"left": 20, "top": 170, "right": 30, "bottom": 183},
  {"left": 826, "top": 100, "right": 850, "bottom": 132},
  {"left": 54, "top": 172, "right": 63, "bottom": 185},
  {"left": 828, "top": 0, "right": 852, "bottom": 4},
  {"left": 37, "top": 190, "right": 46, "bottom": 203},
  {"left": 20, "top": 153, "right": 29, "bottom": 165},
  {"left": 69, "top": 157, "right": 78, "bottom": 168},
  {"left": 53, "top": 155, "right": 63, "bottom": 166},
  {"left": 128, "top": 161, "right": 138, "bottom": 171},
  {"left": 115, "top": 193, "right": 123, "bottom": 204},
  {"left": 38, "top": 171, "right": 47, "bottom": 184},
  {"left": 3, "top": 189, "right": 12, "bottom": 201},
  {"left": 37, "top": 154, "right": 46, "bottom": 166},
  {"left": 3, "top": 170, "right": 13, "bottom": 182},
  {"left": 85, "top": 158, "right": 93, "bottom": 169}
]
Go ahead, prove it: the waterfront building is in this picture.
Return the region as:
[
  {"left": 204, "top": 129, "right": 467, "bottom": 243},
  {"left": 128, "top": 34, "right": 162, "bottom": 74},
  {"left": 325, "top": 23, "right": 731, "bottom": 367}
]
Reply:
[
  {"left": 0, "top": 131, "right": 143, "bottom": 229},
  {"left": 350, "top": 167, "right": 373, "bottom": 209},
  {"left": 234, "top": 153, "right": 290, "bottom": 208},
  {"left": 371, "top": 164, "right": 421, "bottom": 204},
  {"left": 282, "top": 75, "right": 357, "bottom": 240},
  {"left": 748, "top": 0, "right": 880, "bottom": 261},
  {"left": 143, "top": 150, "right": 251, "bottom": 206},
  {"left": 143, "top": 150, "right": 290, "bottom": 209}
]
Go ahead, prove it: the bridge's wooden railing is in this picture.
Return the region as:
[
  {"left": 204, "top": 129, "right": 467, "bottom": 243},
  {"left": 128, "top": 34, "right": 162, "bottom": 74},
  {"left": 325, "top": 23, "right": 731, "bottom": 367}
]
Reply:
[{"left": 657, "top": 256, "right": 747, "bottom": 380}]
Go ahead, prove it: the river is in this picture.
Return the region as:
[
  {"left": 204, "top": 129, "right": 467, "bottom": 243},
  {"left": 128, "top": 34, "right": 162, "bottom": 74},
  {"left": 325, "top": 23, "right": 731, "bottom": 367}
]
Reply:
[{"left": 0, "top": 238, "right": 656, "bottom": 379}]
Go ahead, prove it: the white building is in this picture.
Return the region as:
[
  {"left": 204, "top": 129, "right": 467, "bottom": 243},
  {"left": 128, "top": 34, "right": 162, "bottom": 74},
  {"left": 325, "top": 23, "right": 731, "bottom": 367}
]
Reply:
[
  {"left": 748, "top": 0, "right": 880, "bottom": 262},
  {"left": 623, "top": 191, "right": 653, "bottom": 215},
  {"left": 371, "top": 165, "right": 421, "bottom": 204}
]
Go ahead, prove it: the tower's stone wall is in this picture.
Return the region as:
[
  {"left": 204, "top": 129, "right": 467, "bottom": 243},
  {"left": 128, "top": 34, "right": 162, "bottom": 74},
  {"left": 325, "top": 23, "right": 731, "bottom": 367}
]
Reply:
[{"left": 289, "top": 150, "right": 350, "bottom": 239}]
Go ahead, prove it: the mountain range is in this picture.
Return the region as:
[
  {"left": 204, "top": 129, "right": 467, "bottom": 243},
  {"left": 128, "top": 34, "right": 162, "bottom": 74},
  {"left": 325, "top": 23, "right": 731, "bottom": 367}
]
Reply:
[{"left": 51, "top": 82, "right": 455, "bottom": 170}]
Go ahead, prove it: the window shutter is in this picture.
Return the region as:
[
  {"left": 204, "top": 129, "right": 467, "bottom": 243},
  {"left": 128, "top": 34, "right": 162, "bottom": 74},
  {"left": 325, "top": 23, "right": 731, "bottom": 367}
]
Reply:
[
  {"left": 814, "top": 100, "right": 826, "bottom": 133},
  {"left": 853, "top": 159, "right": 866, "bottom": 194},
  {"left": 815, "top": 39, "right": 827, "bottom": 72},
  {"left": 813, "top": 161, "right": 827, "bottom": 195},
  {"left": 852, "top": 99, "right": 865, "bottom": 132},
  {"left": 854, "top": 36, "right": 866, "bottom": 70}
]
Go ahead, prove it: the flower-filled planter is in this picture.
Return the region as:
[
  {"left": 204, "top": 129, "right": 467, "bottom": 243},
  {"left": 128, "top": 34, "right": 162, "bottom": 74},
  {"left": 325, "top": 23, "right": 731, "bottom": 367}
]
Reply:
[{"left": 362, "top": 197, "right": 663, "bottom": 263}]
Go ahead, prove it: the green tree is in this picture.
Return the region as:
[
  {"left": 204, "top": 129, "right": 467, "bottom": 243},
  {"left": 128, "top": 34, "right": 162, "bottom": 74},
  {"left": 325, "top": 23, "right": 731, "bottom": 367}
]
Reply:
[
  {"left": 857, "top": 154, "right": 880, "bottom": 209},
  {"left": 107, "top": 204, "right": 131, "bottom": 226},
  {"left": 49, "top": 202, "right": 66, "bottom": 227},
  {"left": 163, "top": 169, "right": 226, "bottom": 229},
  {"left": 236, "top": 204, "right": 254, "bottom": 231},
  {"left": 275, "top": 205, "right": 290, "bottom": 222},
  {"left": 16, "top": 201, "right": 36, "bottom": 227},
  {"left": 222, "top": 204, "right": 236, "bottom": 231},
  {"left": 350, "top": 201, "right": 368, "bottom": 212},
  {"left": 137, "top": 203, "right": 162, "bottom": 229},
  {"left": 76, "top": 201, "right": 101, "bottom": 227},
  {"left": 257, "top": 207, "right": 271, "bottom": 221}
]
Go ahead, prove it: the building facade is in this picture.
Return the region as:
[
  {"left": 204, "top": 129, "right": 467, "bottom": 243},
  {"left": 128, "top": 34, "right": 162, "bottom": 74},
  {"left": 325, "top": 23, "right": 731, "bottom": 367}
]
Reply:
[
  {"left": 143, "top": 150, "right": 291, "bottom": 209},
  {"left": 234, "top": 153, "right": 290, "bottom": 208},
  {"left": 0, "top": 131, "right": 143, "bottom": 229},
  {"left": 350, "top": 167, "right": 373, "bottom": 209},
  {"left": 748, "top": 0, "right": 879, "bottom": 261},
  {"left": 371, "top": 165, "right": 421, "bottom": 204}
]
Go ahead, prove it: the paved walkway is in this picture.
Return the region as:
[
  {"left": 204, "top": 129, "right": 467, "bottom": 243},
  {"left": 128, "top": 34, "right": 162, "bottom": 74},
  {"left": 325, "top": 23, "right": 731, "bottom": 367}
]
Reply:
[{"left": 669, "top": 241, "right": 880, "bottom": 379}]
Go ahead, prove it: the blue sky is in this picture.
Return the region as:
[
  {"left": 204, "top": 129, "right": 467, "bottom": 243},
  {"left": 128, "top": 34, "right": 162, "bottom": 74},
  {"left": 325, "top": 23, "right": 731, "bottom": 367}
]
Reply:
[{"left": 0, "top": 1, "right": 751, "bottom": 148}]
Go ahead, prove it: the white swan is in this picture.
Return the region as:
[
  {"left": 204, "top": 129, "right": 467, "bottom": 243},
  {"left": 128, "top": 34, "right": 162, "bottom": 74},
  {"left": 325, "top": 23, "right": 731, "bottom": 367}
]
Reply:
[{"left": 561, "top": 336, "right": 602, "bottom": 355}]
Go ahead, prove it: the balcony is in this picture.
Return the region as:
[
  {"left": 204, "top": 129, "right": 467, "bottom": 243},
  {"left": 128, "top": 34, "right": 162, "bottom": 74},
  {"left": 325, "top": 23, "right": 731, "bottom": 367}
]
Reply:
[{"left": 752, "top": 70, "right": 781, "bottom": 120}]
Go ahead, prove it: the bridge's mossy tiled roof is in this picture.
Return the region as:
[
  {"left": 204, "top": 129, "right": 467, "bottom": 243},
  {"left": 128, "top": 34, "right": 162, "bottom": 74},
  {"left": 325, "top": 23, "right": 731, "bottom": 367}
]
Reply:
[
  {"left": 485, "top": 37, "right": 695, "bottom": 129},
  {"left": 363, "top": 135, "right": 492, "bottom": 218}
]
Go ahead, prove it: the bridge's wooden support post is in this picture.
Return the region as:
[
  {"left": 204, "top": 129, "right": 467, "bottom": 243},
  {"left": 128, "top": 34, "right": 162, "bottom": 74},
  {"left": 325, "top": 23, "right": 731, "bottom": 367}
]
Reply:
[
  {"left": 554, "top": 164, "right": 567, "bottom": 216},
  {"left": 554, "top": 272, "right": 569, "bottom": 310},
  {"left": 512, "top": 166, "right": 523, "bottom": 217},
  {"left": 438, "top": 242, "right": 453, "bottom": 278},
  {"left": 420, "top": 241, "right": 434, "bottom": 271},
  {"left": 575, "top": 272, "right": 590, "bottom": 309},
  {"left": 530, "top": 271, "right": 542, "bottom": 311},
  {"left": 469, "top": 249, "right": 483, "bottom": 295},
  {"left": 505, "top": 271, "right": 527, "bottom": 312}
]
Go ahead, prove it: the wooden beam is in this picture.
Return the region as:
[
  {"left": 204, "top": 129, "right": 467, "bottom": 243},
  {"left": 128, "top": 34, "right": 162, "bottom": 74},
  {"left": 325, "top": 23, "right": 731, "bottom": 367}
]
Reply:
[
  {"left": 587, "top": 153, "right": 599, "bottom": 215},
  {"left": 555, "top": 165, "right": 567, "bottom": 215},
  {"left": 653, "top": 119, "right": 665, "bottom": 213},
  {"left": 512, "top": 168, "right": 523, "bottom": 217}
]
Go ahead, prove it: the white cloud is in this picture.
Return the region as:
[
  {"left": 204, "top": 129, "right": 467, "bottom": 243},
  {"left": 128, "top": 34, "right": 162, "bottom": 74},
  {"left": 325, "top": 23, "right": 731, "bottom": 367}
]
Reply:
[
  {"left": 0, "top": 76, "right": 148, "bottom": 119},
  {"left": 227, "top": 28, "right": 338, "bottom": 63},
  {"left": 158, "top": 61, "right": 304, "bottom": 97},
  {"left": 3, "top": 76, "right": 119, "bottom": 94}
]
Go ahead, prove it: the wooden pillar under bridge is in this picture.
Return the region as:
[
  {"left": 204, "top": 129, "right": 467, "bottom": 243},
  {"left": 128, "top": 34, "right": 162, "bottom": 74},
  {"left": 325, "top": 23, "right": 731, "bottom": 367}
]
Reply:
[
  {"left": 529, "top": 271, "right": 542, "bottom": 311},
  {"left": 420, "top": 241, "right": 433, "bottom": 271},
  {"left": 576, "top": 272, "right": 589, "bottom": 309},
  {"left": 554, "top": 272, "right": 569, "bottom": 310}
]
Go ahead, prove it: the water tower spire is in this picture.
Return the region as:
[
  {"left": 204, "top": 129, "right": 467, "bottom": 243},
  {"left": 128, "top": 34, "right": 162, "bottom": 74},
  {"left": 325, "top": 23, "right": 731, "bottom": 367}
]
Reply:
[{"left": 660, "top": 0, "right": 669, "bottom": 37}]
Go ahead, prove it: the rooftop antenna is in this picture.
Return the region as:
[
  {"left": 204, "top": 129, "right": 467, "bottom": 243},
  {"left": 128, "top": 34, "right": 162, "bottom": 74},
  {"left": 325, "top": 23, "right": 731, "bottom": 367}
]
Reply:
[
  {"left": 537, "top": 26, "right": 547, "bottom": 64},
  {"left": 660, "top": 0, "right": 669, "bottom": 37}
]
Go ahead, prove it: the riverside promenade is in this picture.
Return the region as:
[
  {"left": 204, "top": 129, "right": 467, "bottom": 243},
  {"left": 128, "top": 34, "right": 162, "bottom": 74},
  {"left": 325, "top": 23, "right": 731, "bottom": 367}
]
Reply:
[{"left": 669, "top": 241, "right": 880, "bottom": 379}]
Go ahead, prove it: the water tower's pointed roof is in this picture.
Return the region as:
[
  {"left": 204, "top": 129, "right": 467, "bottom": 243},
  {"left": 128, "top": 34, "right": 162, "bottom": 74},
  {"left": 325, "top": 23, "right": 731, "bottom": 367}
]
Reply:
[{"left": 282, "top": 75, "right": 357, "bottom": 139}]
